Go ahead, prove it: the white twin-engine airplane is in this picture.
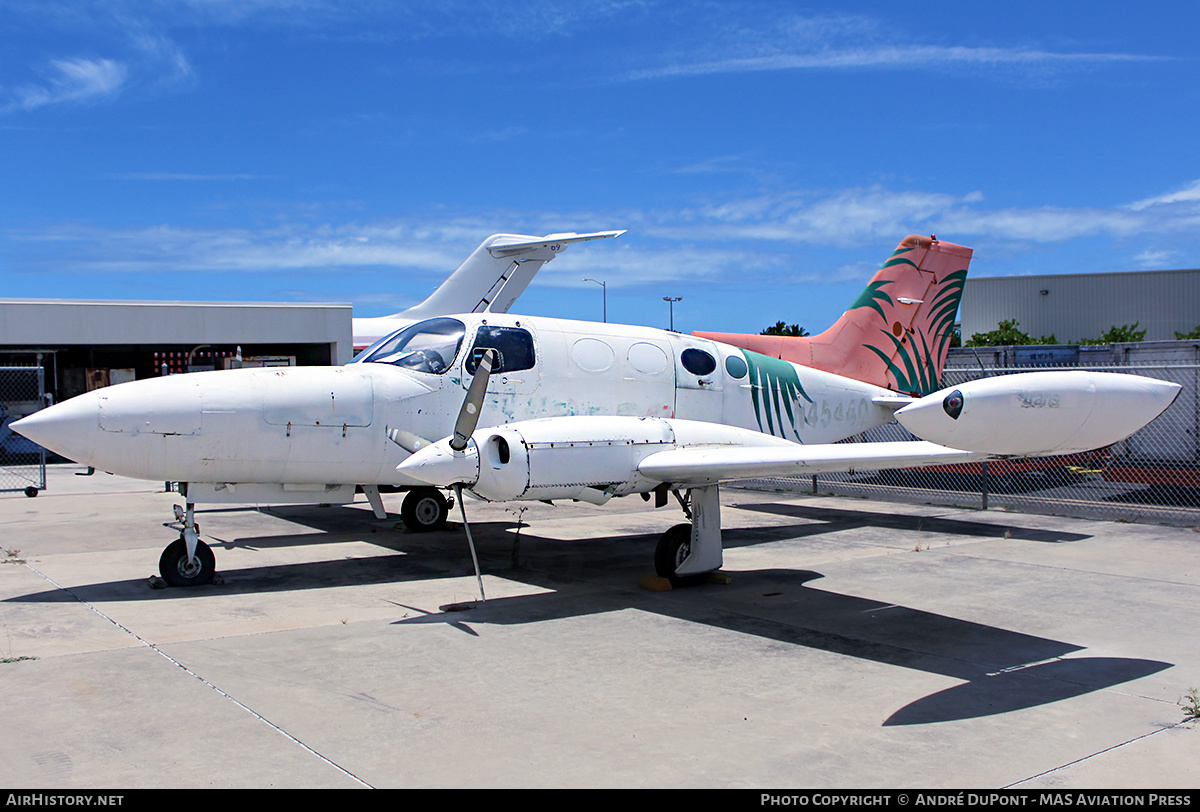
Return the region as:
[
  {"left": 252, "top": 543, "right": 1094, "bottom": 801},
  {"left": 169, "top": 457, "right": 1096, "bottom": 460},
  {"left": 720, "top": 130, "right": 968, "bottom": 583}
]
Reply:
[{"left": 13, "top": 233, "right": 1180, "bottom": 591}]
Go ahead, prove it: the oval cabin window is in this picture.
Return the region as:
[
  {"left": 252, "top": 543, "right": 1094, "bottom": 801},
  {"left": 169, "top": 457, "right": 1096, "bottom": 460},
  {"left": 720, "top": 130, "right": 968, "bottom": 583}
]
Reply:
[{"left": 680, "top": 348, "right": 716, "bottom": 376}]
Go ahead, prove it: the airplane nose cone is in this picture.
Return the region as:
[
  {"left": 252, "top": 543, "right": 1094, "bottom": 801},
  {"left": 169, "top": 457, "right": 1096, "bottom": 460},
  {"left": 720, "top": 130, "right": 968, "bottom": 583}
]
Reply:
[{"left": 11, "top": 393, "right": 102, "bottom": 464}]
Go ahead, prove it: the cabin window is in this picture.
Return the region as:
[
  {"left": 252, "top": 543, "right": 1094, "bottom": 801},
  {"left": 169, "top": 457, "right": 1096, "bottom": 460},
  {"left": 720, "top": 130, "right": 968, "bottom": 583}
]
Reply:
[
  {"left": 680, "top": 348, "right": 717, "bottom": 376},
  {"left": 466, "top": 326, "right": 536, "bottom": 375},
  {"left": 725, "top": 354, "right": 748, "bottom": 379},
  {"left": 357, "top": 318, "right": 465, "bottom": 374}
]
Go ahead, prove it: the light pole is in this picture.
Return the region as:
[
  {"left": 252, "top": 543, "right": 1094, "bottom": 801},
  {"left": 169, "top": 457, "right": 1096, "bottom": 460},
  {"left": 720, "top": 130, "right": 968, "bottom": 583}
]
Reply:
[
  {"left": 583, "top": 278, "right": 606, "bottom": 322},
  {"left": 663, "top": 296, "right": 682, "bottom": 332}
]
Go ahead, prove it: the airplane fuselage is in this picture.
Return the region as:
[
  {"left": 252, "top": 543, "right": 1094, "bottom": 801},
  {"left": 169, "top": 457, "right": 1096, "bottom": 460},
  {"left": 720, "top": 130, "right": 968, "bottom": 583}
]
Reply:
[{"left": 23, "top": 313, "right": 898, "bottom": 498}]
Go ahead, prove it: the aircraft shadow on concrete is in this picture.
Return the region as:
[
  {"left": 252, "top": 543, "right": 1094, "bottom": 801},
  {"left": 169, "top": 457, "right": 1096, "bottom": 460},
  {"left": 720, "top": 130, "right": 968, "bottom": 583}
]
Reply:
[
  {"left": 6, "top": 501, "right": 1165, "bottom": 725},
  {"left": 389, "top": 535, "right": 1170, "bottom": 726},
  {"left": 731, "top": 502, "right": 1094, "bottom": 543}
]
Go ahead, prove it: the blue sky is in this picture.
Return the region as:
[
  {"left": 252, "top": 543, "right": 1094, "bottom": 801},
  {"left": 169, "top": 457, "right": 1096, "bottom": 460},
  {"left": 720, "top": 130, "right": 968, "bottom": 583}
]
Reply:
[{"left": 2, "top": 1, "right": 1198, "bottom": 335}]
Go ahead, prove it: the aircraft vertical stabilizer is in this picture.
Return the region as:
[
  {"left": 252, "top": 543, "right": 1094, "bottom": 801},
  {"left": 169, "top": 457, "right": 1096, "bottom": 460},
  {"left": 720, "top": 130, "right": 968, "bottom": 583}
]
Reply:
[{"left": 694, "top": 235, "right": 972, "bottom": 395}]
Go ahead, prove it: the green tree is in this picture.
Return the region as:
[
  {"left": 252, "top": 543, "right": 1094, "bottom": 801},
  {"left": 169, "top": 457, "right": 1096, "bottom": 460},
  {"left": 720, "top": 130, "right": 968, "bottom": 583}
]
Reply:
[
  {"left": 1174, "top": 325, "right": 1200, "bottom": 340},
  {"left": 1078, "top": 323, "right": 1146, "bottom": 345},
  {"left": 965, "top": 319, "right": 1057, "bottom": 347},
  {"left": 761, "top": 321, "right": 809, "bottom": 337}
]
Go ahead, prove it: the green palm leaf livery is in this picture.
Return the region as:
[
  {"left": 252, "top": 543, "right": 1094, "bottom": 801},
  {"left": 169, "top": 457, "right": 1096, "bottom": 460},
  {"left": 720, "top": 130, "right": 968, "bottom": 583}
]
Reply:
[
  {"left": 847, "top": 279, "right": 895, "bottom": 321},
  {"left": 861, "top": 267, "right": 967, "bottom": 396},
  {"left": 744, "top": 351, "right": 812, "bottom": 440},
  {"left": 844, "top": 244, "right": 916, "bottom": 319},
  {"left": 926, "top": 269, "right": 967, "bottom": 348}
]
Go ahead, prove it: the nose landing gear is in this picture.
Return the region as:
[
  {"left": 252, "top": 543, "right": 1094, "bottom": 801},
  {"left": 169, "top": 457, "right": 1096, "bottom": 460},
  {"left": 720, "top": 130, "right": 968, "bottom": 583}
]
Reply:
[{"left": 159, "top": 497, "right": 215, "bottom": 587}]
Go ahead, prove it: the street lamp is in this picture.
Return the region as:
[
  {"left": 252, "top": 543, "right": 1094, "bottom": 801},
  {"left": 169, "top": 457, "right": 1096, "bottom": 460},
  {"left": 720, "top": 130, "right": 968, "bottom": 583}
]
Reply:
[
  {"left": 663, "top": 296, "right": 682, "bottom": 332},
  {"left": 583, "top": 278, "right": 607, "bottom": 323}
]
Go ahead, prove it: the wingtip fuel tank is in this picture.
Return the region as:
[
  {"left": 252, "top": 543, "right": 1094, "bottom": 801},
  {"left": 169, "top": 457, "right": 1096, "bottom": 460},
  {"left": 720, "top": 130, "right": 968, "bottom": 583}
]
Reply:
[{"left": 895, "top": 371, "right": 1181, "bottom": 456}]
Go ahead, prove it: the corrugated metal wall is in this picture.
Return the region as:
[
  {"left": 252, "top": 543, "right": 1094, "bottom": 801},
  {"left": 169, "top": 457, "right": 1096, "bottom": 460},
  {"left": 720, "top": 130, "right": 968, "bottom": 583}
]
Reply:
[{"left": 960, "top": 269, "right": 1200, "bottom": 343}]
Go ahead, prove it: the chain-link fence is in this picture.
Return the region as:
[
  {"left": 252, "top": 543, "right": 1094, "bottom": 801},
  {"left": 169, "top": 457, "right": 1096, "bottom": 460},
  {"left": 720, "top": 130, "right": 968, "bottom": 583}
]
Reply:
[
  {"left": 743, "top": 350, "right": 1200, "bottom": 527},
  {"left": 0, "top": 366, "right": 47, "bottom": 496}
]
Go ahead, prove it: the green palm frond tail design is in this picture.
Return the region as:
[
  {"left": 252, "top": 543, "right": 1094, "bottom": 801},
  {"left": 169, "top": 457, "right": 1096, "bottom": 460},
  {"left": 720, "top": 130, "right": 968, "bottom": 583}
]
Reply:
[
  {"left": 744, "top": 351, "right": 813, "bottom": 441},
  {"left": 846, "top": 245, "right": 916, "bottom": 318},
  {"left": 848, "top": 279, "right": 895, "bottom": 320},
  {"left": 863, "top": 268, "right": 967, "bottom": 396}
]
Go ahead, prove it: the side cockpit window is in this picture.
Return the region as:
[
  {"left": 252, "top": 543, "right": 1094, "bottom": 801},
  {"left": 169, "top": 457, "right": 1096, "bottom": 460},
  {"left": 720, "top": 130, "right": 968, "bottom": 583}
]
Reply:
[
  {"left": 357, "top": 318, "right": 465, "bottom": 374},
  {"left": 680, "top": 347, "right": 717, "bottom": 376},
  {"left": 466, "top": 325, "right": 535, "bottom": 375}
]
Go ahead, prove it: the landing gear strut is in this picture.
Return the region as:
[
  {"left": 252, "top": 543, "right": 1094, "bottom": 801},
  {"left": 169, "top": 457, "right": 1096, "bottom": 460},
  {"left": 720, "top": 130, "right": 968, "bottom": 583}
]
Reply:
[
  {"left": 159, "top": 498, "right": 215, "bottom": 587},
  {"left": 653, "top": 485, "right": 723, "bottom": 585},
  {"left": 401, "top": 487, "right": 449, "bottom": 532}
]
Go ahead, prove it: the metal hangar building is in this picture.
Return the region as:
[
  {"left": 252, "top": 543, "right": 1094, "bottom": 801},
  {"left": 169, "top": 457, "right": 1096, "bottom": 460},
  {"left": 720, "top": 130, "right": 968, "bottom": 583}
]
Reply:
[
  {"left": 0, "top": 299, "right": 354, "bottom": 406},
  {"left": 960, "top": 268, "right": 1200, "bottom": 343}
]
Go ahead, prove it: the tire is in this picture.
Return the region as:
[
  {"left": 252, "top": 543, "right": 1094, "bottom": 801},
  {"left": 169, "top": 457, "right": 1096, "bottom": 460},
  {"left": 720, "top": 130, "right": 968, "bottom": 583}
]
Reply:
[
  {"left": 654, "top": 523, "right": 694, "bottom": 584},
  {"left": 159, "top": 537, "right": 216, "bottom": 587},
  {"left": 401, "top": 488, "right": 449, "bottom": 532},
  {"left": 24, "top": 486, "right": 38, "bottom": 498}
]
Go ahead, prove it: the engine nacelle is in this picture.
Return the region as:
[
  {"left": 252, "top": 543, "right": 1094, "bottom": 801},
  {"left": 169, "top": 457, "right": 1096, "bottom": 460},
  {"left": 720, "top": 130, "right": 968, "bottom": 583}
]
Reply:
[
  {"left": 895, "top": 371, "right": 1179, "bottom": 456},
  {"left": 468, "top": 417, "right": 676, "bottom": 503},
  {"left": 397, "top": 415, "right": 794, "bottom": 503}
]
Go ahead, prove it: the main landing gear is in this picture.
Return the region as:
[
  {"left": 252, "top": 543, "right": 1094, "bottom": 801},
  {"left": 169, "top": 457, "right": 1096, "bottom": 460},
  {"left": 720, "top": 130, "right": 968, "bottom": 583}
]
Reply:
[
  {"left": 159, "top": 498, "right": 215, "bottom": 587},
  {"left": 400, "top": 487, "right": 450, "bottom": 532},
  {"left": 652, "top": 485, "right": 723, "bottom": 586}
]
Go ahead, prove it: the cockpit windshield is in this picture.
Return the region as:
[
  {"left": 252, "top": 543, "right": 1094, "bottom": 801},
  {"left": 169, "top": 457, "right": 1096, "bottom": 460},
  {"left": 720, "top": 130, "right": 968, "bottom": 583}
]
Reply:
[{"left": 357, "top": 318, "right": 466, "bottom": 374}]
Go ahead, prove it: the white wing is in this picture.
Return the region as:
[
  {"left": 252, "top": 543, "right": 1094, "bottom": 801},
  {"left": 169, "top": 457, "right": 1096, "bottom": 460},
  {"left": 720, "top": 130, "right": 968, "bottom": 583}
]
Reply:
[{"left": 636, "top": 440, "right": 986, "bottom": 486}]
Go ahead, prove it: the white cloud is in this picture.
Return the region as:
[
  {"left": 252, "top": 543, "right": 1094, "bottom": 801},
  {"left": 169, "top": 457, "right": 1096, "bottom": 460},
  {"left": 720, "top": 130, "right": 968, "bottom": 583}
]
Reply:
[
  {"left": 8, "top": 57, "right": 128, "bottom": 111},
  {"left": 631, "top": 45, "right": 1156, "bottom": 80},
  {"left": 8, "top": 178, "right": 1200, "bottom": 299},
  {"left": 647, "top": 187, "right": 983, "bottom": 246},
  {"left": 1134, "top": 249, "right": 1178, "bottom": 269},
  {"left": 1129, "top": 179, "right": 1200, "bottom": 211},
  {"left": 621, "top": 11, "right": 1159, "bottom": 82}
]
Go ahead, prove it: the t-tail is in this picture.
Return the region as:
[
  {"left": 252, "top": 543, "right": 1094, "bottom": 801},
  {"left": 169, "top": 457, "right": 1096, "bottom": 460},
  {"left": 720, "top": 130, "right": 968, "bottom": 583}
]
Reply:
[{"left": 694, "top": 235, "right": 972, "bottom": 396}]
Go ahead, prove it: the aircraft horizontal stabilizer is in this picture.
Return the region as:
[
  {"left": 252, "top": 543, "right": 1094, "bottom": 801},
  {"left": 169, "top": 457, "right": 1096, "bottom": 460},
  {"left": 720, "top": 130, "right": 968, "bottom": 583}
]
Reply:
[{"left": 487, "top": 230, "right": 626, "bottom": 257}]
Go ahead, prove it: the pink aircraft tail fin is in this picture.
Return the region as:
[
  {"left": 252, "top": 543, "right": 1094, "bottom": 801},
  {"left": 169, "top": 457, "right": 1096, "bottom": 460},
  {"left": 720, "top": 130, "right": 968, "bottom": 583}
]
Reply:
[{"left": 694, "top": 235, "right": 972, "bottom": 395}]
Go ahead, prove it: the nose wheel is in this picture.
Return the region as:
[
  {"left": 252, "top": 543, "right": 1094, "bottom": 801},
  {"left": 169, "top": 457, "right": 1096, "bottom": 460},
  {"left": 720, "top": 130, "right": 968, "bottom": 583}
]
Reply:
[
  {"left": 159, "top": 536, "right": 215, "bottom": 587},
  {"left": 159, "top": 499, "right": 216, "bottom": 587}
]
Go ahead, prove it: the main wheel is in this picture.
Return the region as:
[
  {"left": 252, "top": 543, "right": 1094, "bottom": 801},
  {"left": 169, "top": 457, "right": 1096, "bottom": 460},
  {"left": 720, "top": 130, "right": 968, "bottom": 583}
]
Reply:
[
  {"left": 159, "top": 537, "right": 215, "bottom": 587},
  {"left": 654, "top": 523, "right": 695, "bottom": 584},
  {"left": 401, "top": 488, "right": 449, "bottom": 532}
]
